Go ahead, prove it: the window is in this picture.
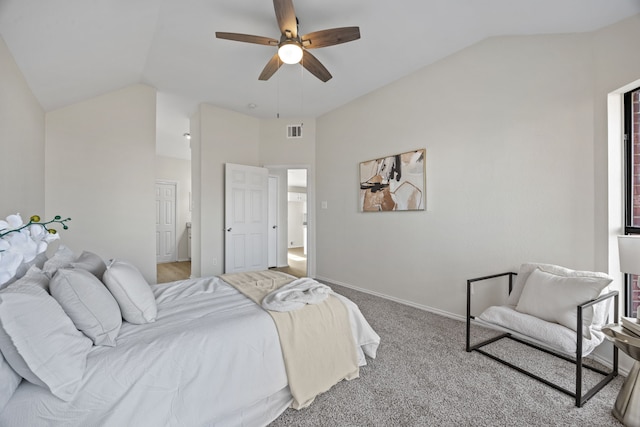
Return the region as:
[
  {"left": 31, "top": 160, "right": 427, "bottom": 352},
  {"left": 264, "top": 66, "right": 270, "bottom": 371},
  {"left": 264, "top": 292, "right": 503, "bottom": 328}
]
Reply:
[{"left": 623, "top": 86, "right": 640, "bottom": 316}]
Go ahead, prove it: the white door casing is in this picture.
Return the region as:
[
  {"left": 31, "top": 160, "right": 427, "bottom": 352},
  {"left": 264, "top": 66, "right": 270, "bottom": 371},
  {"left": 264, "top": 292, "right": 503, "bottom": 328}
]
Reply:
[
  {"left": 268, "top": 175, "right": 278, "bottom": 268},
  {"left": 224, "top": 164, "right": 269, "bottom": 273},
  {"left": 156, "top": 181, "right": 177, "bottom": 263}
]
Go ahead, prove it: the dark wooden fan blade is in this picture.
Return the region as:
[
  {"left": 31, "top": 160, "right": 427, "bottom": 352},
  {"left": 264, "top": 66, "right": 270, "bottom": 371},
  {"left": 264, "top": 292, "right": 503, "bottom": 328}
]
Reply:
[
  {"left": 215, "top": 32, "right": 278, "bottom": 46},
  {"left": 301, "top": 27, "right": 360, "bottom": 49},
  {"left": 273, "top": 0, "right": 297, "bottom": 38},
  {"left": 259, "top": 53, "right": 283, "bottom": 80},
  {"left": 301, "top": 50, "right": 332, "bottom": 82}
]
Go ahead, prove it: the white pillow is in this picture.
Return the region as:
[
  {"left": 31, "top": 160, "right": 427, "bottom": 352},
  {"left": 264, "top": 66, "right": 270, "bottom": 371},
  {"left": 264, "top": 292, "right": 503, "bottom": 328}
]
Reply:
[
  {"left": 0, "top": 283, "right": 92, "bottom": 401},
  {"left": 0, "top": 265, "right": 49, "bottom": 292},
  {"left": 0, "top": 353, "right": 21, "bottom": 413},
  {"left": 42, "top": 245, "right": 76, "bottom": 278},
  {"left": 515, "top": 268, "right": 612, "bottom": 338},
  {"left": 70, "top": 250, "right": 107, "bottom": 279},
  {"left": 0, "top": 266, "right": 52, "bottom": 409},
  {"left": 102, "top": 260, "right": 157, "bottom": 324},
  {"left": 506, "top": 262, "right": 612, "bottom": 307},
  {"left": 50, "top": 268, "right": 122, "bottom": 346},
  {"left": 16, "top": 265, "right": 50, "bottom": 291},
  {"left": 0, "top": 252, "right": 48, "bottom": 290}
]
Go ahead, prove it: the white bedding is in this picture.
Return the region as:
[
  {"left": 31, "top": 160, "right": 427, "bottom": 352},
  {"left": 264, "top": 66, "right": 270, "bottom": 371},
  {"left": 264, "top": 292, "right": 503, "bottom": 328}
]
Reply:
[{"left": 0, "top": 276, "right": 379, "bottom": 426}]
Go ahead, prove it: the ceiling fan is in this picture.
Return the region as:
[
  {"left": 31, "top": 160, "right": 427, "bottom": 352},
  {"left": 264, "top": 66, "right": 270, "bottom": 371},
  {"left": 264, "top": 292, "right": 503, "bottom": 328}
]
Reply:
[{"left": 215, "top": 0, "right": 360, "bottom": 82}]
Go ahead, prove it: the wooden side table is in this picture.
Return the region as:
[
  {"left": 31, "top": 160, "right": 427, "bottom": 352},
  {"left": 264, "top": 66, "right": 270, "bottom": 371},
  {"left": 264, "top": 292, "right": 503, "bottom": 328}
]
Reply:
[{"left": 602, "top": 324, "right": 640, "bottom": 427}]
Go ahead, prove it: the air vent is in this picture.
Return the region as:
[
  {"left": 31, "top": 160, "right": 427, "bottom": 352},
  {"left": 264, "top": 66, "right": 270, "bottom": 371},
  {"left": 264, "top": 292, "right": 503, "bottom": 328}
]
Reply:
[{"left": 287, "top": 124, "right": 303, "bottom": 139}]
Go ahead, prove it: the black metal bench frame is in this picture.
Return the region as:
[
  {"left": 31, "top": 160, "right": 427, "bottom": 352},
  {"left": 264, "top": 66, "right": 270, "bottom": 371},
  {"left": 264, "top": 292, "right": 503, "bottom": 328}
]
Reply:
[{"left": 465, "top": 272, "right": 619, "bottom": 407}]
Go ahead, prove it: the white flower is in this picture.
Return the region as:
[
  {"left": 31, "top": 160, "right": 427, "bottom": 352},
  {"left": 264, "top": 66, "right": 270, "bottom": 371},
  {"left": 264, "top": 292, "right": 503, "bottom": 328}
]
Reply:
[
  {"left": 28, "top": 224, "right": 54, "bottom": 254},
  {"left": 28, "top": 223, "right": 44, "bottom": 238},
  {"left": 0, "top": 213, "right": 24, "bottom": 233},
  {"left": 0, "top": 252, "right": 23, "bottom": 285},
  {"left": 43, "top": 232, "right": 60, "bottom": 244},
  {"left": 4, "top": 230, "right": 39, "bottom": 263},
  {"left": 0, "top": 213, "right": 69, "bottom": 286}
]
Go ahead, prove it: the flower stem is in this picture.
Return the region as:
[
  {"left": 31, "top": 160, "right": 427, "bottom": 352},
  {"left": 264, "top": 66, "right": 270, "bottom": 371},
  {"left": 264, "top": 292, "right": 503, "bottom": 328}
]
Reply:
[{"left": 0, "top": 216, "right": 71, "bottom": 239}]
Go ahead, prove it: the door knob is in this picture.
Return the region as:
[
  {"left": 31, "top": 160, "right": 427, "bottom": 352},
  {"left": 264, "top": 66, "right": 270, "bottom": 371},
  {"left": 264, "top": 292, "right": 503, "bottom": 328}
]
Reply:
[
  {"left": 226, "top": 227, "right": 232, "bottom": 232},
  {"left": 272, "top": 225, "right": 277, "bottom": 229}
]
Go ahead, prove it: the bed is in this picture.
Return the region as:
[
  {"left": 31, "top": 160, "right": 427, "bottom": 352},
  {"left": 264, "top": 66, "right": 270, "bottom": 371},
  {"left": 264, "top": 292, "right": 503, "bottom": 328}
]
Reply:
[{"left": 0, "top": 253, "right": 380, "bottom": 426}]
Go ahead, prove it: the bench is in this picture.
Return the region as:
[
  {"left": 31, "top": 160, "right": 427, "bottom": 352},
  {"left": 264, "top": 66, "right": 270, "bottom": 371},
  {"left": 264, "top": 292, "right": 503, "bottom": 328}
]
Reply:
[{"left": 465, "top": 263, "right": 619, "bottom": 407}]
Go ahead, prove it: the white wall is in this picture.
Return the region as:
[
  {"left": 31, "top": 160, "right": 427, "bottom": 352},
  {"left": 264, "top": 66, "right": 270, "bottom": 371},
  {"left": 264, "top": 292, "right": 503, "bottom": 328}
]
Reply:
[
  {"left": 259, "top": 118, "right": 316, "bottom": 164},
  {"left": 0, "top": 36, "right": 45, "bottom": 218},
  {"left": 156, "top": 156, "right": 192, "bottom": 261},
  {"left": 190, "top": 104, "right": 260, "bottom": 278},
  {"left": 260, "top": 118, "right": 316, "bottom": 273},
  {"left": 267, "top": 168, "right": 289, "bottom": 267},
  {"left": 190, "top": 112, "right": 202, "bottom": 276},
  {"left": 287, "top": 198, "right": 305, "bottom": 248},
  {"left": 287, "top": 186, "right": 307, "bottom": 250},
  {"left": 190, "top": 116, "right": 317, "bottom": 276},
  {"left": 316, "top": 32, "right": 599, "bottom": 316},
  {"left": 45, "top": 84, "right": 157, "bottom": 282}
]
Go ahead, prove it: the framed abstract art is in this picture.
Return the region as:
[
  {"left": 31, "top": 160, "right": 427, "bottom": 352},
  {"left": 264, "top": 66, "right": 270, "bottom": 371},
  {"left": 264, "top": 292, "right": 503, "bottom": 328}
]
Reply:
[{"left": 359, "top": 149, "right": 426, "bottom": 212}]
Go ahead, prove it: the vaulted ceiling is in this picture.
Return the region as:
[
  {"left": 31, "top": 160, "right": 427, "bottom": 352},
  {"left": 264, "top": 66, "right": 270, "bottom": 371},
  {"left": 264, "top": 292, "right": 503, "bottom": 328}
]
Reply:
[{"left": 2, "top": 0, "right": 639, "bottom": 158}]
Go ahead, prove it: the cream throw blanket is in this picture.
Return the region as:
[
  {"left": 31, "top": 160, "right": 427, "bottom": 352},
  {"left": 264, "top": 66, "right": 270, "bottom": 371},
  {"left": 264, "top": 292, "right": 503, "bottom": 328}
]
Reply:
[
  {"left": 220, "top": 271, "right": 360, "bottom": 409},
  {"left": 262, "top": 277, "right": 332, "bottom": 312}
]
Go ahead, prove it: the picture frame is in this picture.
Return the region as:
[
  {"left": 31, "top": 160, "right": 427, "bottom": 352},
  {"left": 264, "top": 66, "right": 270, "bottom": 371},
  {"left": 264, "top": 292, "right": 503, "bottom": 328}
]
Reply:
[{"left": 359, "top": 148, "right": 426, "bottom": 212}]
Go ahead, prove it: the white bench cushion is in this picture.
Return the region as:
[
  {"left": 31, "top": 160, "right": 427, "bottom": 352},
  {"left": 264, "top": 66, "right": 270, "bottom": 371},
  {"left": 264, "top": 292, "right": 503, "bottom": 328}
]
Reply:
[{"left": 477, "top": 305, "right": 604, "bottom": 356}]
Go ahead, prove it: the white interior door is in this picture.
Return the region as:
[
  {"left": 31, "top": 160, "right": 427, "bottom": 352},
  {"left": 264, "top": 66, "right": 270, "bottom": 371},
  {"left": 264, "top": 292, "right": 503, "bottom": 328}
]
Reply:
[
  {"left": 156, "top": 181, "right": 177, "bottom": 263},
  {"left": 268, "top": 175, "right": 278, "bottom": 268},
  {"left": 224, "top": 164, "right": 269, "bottom": 273}
]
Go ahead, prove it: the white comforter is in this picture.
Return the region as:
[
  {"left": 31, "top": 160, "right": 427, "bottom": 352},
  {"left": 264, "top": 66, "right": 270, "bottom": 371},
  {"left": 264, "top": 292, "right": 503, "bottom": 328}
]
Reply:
[{"left": 0, "top": 276, "right": 379, "bottom": 426}]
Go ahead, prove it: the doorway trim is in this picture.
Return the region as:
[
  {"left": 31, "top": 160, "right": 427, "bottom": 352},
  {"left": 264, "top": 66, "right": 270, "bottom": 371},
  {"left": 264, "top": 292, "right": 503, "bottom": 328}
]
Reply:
[
  {"left": 264, "top": 164, "right": 315, "bottom": 278},
  {"left": 268, "top": 174, "right": 280, "bottom": 268},
  {"left": 155, "top": 180, "right": 178, "bottom": 264}
]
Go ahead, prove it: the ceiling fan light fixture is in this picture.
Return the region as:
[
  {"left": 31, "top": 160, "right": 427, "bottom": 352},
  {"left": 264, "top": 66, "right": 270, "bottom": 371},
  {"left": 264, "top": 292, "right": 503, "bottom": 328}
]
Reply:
[
  {"left": 278, "top": 41, "right": 303, "bottom": 64},
  {"left": 216, "top": 0, "right": 360, "bottom": 82}
]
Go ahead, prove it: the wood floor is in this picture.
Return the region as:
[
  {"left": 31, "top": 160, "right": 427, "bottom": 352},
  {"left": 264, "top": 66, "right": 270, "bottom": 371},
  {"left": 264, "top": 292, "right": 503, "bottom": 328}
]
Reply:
[
  {"left": 157, "top": 261, "right": 191, "bottom": 284},
  {"left": 271, "top": 247, "right": 307, "bottom": 278},
  {"left": 157, "top": 247, "right": 307, "bottom": 284}
]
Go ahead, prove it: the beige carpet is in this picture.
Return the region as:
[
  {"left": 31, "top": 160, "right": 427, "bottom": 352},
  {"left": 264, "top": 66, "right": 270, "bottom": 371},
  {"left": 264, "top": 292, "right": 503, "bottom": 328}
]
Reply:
[{"left": 269, "top": 283, "right": 625, "bottom": 426}]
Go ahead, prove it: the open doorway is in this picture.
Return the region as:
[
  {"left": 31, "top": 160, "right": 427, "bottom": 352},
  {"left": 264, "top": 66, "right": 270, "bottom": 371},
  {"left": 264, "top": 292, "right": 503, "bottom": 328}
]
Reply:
[
  {"left": 285, "top": 169, "right": 307, "bottom": 277},
  {"left": 268, "top": 167, "right": 309, "bottom": 278},
  {"left": 155, "top": 93, "right": 192, "bottom": 283},
  {"left": 155, "top": 175, "right": 192, "bottom": 284}
]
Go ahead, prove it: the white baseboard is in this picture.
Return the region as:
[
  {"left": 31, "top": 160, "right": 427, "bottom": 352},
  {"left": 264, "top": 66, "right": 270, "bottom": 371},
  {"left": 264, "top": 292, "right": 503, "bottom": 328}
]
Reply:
[
  {"left": 314, "top": 275, "right": 629, "bottom": 377},
  {"left": 315, "top": 275, "right": 465, "bottom": 322}
]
